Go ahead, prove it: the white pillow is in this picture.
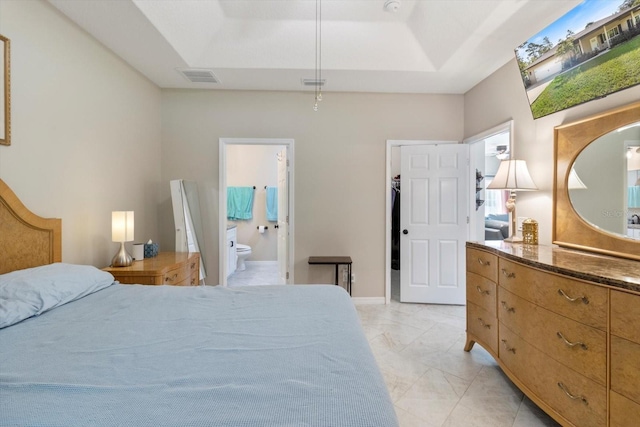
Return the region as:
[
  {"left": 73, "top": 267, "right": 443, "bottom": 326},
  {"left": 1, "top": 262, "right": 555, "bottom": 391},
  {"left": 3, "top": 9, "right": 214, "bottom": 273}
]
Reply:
[{"left": 0, "top": 263, "right": 115, "bottom": 328}]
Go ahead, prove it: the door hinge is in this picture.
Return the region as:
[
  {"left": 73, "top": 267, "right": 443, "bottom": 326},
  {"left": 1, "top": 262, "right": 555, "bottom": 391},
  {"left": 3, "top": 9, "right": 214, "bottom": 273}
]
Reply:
[
  {"left": 287, "top": 159, "right": 290, "bottom": 167},
  {"left": 286, "top": 272, "right": 289, "bottom": 280},
  {"left": 286, "top": 215, "right": 289, "bottom": 223},
  {"left": 467, "top": 216, "right": 470, "bottom": 224}
]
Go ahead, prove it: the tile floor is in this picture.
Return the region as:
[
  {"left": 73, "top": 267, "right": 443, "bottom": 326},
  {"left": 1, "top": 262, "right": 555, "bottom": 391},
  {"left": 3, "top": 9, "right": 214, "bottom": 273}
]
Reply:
[
  {"left": 354, "top": 270, "right": 560, "bottom": 427},
  {"left": 227, "top": 261, "right": 282, "bottom": 287}
]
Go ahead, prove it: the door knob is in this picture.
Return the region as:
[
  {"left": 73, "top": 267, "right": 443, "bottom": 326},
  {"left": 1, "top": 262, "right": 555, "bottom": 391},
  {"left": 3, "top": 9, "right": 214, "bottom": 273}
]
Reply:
[{"left": 403, "top": 229, "right": 408, "bottom": 235}]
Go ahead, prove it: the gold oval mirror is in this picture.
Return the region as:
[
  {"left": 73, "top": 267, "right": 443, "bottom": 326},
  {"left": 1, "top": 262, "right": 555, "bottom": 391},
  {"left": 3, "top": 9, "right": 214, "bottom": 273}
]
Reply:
[{"left": 554, "top": 101, "right": 640, "bottom": 260}]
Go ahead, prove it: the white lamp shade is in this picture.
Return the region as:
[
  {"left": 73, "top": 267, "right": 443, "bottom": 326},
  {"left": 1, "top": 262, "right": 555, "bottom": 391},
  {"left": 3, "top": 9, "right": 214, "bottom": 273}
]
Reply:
[
  {"left": 568, "top": 167, "right": 587, "bottom": 189},
  {"left": 487, "top": 160, "right": 537, "bottom": 191},
  {"left": 112, "top": 211, "right": 134, "bottom": 242}
]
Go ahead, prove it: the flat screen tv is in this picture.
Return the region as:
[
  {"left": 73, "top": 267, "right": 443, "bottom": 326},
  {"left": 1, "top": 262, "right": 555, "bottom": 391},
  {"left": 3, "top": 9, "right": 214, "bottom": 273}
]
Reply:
[{"left": 515, "top": 0, "right": 640, "bottom": 119}]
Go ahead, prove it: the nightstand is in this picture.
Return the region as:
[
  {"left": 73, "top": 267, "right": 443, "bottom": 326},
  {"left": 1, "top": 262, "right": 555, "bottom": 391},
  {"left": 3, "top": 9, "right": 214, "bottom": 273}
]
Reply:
[{"left": 104, "top": 252, "right": 200, "bottom": 286}]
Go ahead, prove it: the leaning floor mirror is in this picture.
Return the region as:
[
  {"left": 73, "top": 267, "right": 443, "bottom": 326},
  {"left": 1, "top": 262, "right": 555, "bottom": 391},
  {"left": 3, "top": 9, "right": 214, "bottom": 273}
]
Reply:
[{"left": 0, "top": 34, "right": 10, "bottom": 146}]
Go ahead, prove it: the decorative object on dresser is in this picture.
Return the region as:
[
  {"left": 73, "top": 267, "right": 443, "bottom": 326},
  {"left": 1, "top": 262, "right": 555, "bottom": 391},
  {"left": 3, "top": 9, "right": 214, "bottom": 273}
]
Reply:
[
  {"left": 521, "top": 218, "right": 538, "bottom": 245},
  {"left": 486, "top": 159, "right": 537, "bottom": 242},
  {"left": 103, "top": 252, "right": 200, "bottom": 286},
  {"left": 465, "top": 241, "right": 640, "bottom": 427},
  {"left": 111, "top": 211, "right": 134, "bottom": 267}
]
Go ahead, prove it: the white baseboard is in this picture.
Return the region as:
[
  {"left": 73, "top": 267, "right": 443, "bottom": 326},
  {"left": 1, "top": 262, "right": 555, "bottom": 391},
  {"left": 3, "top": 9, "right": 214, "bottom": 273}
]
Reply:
[
  {"left": 245, "top": 261, "right": 278, "bottom": 266},
  {"left": 352, "top": 297, "right": 386, "bottom": 305}
]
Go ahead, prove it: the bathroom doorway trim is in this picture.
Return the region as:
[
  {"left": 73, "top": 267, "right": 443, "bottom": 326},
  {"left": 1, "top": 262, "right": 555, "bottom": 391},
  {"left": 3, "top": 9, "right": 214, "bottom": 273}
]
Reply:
[{"left": 219, "top": 137, "right": 295, "bottom": 286}]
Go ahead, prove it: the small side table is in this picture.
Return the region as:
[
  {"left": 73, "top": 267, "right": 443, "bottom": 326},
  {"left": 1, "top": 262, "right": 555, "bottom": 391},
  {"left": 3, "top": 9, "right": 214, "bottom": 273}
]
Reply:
[
  {"left": 103, "top": 252, "right": 200, "bottom": 286},
  {"left": 308, "top": 256, "right": 352, "bottom": 295}
]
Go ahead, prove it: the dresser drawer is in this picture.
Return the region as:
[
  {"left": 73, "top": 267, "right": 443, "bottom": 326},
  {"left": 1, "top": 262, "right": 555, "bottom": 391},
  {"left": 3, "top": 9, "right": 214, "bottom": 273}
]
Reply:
[
  {"left": 467, "top": 301, "right": 497, "bottom": 355},
  {"left": 173, "top": 271, "right": 199, "bottom": 286},
  {"left": 611, "top": 290, "right": 640, "bottom": 344},
  {"left": 611, "top": 335, "right": 640, "bottom": 404},
  {"left": 466, "top": 248, "right": 497, "bottom": 282},
  {"left": 113, "top": 274, "right": 163, "bottom": 285},
  {"left": 498, "top": 287, "right": 606, "bottom": 385},
  {"left": 610, "top": 390, "right": 640, "bottom": 427},
  {"left": 498, "top": 323, "right": 606, "bottom": 427},
  {"left": 498, "top": 258, "right": 607, "bottom": 330},
  {"left": 466, "top": 272, "right": 496, "bottom": 316},
  {"left": 164, "top": 255, "right": 198, "bottom": 285}
]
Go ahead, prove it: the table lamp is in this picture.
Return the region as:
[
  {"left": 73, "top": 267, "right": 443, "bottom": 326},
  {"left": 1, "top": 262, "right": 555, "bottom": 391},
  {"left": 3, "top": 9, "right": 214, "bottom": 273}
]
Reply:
[
  {"left": 487, "top": 160, "right": 537, "bottom": 242},
  {"left": 111, "top": 211, "right": 134, "bottom": 267}
]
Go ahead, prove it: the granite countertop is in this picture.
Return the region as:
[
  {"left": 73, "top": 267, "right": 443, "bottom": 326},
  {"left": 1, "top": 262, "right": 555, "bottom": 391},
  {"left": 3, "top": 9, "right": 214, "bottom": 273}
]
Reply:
[{"left": 467, "top": 241, "right": 640, "bottom": 294}]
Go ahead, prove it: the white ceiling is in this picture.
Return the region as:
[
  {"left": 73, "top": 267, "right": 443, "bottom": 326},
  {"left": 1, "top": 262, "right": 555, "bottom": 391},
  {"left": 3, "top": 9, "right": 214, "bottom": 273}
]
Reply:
[{"left": 48, "top": 0, "right": 581, "bottom": 94}]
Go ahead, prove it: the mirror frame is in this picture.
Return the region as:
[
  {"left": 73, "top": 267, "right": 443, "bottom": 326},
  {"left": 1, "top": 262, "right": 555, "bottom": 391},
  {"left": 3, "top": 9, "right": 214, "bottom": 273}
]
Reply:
[
  {"left": 0, "top": 34, "right": 10, "bottom": 146},
  {"left": 554, "top": 100, "right": 640, "bottom": 261}
]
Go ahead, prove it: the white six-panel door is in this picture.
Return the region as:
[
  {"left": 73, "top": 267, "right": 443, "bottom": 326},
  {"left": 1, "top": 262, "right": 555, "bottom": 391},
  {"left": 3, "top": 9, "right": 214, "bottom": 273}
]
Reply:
[
  {"left": 400, "top": 144, "right": 469, "bottom": 304},
  {"left": 277, "top": 148, "right": 289, "bottom": 284}
]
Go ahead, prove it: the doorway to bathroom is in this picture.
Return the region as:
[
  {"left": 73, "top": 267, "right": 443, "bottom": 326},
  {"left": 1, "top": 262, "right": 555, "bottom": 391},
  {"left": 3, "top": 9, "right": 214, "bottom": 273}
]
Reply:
[{"left": 219, "top": 138, "right": 295, "bottom": 287}]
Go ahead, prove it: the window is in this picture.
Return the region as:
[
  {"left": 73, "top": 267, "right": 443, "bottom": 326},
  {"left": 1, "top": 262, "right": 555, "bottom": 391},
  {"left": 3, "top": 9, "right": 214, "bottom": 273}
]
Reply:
[
  {"left": 608, "top": 26, "right": 620, "bottom": 39},
  {"left": 484, "top": 178, "right": 509, "bottom": 217}
]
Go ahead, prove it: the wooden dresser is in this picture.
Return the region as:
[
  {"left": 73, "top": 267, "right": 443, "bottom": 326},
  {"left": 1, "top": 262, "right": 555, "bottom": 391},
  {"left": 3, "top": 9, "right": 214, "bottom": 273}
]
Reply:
[
  {"left": 465, "top": 242, "right": 640, "bottom": 427},
  {"left": 104, "top": 252, "right": 200, "bottom": 286}
]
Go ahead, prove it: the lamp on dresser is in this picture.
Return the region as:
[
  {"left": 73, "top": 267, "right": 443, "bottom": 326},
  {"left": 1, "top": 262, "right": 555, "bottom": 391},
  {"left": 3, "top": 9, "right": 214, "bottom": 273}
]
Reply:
[
  {"left": 487, "top": 159, "right": 537, "bottom": 242},
  {"left": 111, "top": 211, "right": 134, "bottom": 267}
]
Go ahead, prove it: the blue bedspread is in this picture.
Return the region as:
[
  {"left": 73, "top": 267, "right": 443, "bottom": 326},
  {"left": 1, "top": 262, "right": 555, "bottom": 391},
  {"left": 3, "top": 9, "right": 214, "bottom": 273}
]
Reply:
[{"left": 0, "top": 284, "right": 397, "bottom": 427}]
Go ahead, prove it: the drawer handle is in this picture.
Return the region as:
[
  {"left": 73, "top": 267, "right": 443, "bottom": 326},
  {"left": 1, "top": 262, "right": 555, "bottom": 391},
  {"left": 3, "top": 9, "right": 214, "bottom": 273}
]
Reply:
[
  {"left": 501, "top": 269, "right": 515, "bottom": 278},
  {"left": 476, "top": 286, "right": 490, "bottom": 296},
  {"left": 556, "top": 332, "right": 588, "bottom": 350},
  {"left": 190, "top": 262, "right": 196, "bottom": 270},
  {"left": 557, "top": 289, "right": 589, "bottom": 305},
  {"left": 557, "top": 382, "right": 588, "bottom": 405},
  {"left": 500, "top": 301, "right": 515, "bottom": 313},
  {"left": 165, "top": 273, "right": 178, "bottom": 282},
  {"left": 501, "top": 339, "right": 516, "bottom": 354},
  {"left": 477, "top": 318, "right": 491, "bottom": 329},
  {"left": 477, "top": 258, "right": 490, "bottom": 266}
]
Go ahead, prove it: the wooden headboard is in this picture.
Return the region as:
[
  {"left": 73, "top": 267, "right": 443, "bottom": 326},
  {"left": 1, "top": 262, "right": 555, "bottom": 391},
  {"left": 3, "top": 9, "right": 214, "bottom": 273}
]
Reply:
[{"left": 0, "top": 179, "right": 61, "bottom": 274}]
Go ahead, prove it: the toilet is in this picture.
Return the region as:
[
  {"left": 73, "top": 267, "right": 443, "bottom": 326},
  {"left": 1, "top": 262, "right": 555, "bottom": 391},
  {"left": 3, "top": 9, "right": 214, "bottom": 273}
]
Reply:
[{"left": 236, "top": 244, "right": 252, "bottom": 271}]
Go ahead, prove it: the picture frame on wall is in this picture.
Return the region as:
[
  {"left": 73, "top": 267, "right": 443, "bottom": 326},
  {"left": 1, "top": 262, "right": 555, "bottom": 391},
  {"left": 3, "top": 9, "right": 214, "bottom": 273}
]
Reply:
[{"left": 1, "top": 34, "right": 10, "bottom": 146}]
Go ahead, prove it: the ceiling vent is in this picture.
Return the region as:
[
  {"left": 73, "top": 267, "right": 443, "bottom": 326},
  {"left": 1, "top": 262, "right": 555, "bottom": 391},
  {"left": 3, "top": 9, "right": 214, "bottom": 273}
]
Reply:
[
  {"left": 176, "top": 68, "right": 220, "bottom": 84},
  {"left": 301, "top": 79, "right": 326, "bottom": 87}
]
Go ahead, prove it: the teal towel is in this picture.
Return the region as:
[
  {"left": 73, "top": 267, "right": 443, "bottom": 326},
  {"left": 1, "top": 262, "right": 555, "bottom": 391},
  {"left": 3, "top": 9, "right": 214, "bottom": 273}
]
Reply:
[
  {"left": 266, "top": 187, "right": 278, "bottom": 222},
  {"left": 629, "top": 186, "right": 640, "bottom": 208},
  {"left": 227, "top": 187, "right": 254, "bottom": 220}
]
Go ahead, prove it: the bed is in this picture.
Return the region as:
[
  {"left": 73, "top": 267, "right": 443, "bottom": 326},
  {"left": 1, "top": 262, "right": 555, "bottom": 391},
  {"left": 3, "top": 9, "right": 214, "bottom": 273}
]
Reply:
[{"left": 0, "top": 179, "right": 398, "bottom": 426}]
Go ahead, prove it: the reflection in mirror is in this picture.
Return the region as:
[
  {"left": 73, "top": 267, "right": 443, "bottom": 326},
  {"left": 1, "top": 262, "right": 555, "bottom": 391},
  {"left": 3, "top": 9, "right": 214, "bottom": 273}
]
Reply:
[{"left": 569, "top": 121, "right": 640, "bottom": 239}]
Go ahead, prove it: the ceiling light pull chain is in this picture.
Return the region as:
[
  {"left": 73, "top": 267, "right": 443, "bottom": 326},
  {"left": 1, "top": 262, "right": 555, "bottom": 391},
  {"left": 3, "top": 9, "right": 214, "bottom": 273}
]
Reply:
[
  {"left": 317, "top": 0, "right": 322, "bottom": 103},
  {"left": 313, "top": 0, "right": 322, "bottom": 111}
]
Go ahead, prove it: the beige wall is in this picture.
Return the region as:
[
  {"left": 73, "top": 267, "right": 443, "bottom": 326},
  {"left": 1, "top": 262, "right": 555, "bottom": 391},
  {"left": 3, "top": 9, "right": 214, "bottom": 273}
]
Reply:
[
  {"left": 464, "top": 58, "right": 640, "bottom": 244},
  {"left": 12, "top": 2, "right": 640, "bottom": 297},
  {"left": 0, "top": 0, "right": 162, "bottom": 266},
  {"left": 160, "top": 90, "right": 464, "bottom": 296},
  {"left": 227, "top": 144, "right": 283, "bottom": 261}
]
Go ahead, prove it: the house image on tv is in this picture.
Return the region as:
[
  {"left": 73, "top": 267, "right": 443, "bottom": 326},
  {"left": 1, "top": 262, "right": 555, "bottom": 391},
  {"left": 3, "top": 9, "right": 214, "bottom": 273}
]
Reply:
[{"left": 524, "top": 3, "right": 640, "bottom": 86}]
